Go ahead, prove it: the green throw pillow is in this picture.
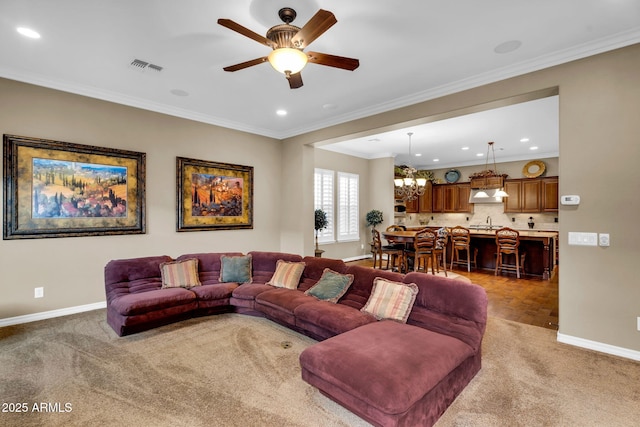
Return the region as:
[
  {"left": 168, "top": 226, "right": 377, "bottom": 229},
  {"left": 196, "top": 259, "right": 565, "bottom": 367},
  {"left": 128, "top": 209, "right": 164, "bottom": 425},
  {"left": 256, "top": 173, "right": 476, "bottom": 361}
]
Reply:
[
  {"left": 305, "top": 268, "right": 354, "bottom": 303},
  {"left": 219, "top": 254, "right": 252, "bottom": 283}
]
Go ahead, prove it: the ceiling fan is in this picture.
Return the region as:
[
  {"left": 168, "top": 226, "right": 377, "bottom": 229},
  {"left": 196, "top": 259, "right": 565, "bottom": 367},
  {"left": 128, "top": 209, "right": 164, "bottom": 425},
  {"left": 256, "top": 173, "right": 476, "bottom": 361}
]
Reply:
[{"left": 218, "top": 7, "right": 360, "bottom": 89}]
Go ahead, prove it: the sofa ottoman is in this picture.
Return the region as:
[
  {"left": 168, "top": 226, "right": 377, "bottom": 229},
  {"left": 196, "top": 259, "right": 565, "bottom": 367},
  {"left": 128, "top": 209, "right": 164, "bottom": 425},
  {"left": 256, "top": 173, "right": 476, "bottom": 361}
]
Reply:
[{"left": 300, "top": 320, "right": 478, "bottom": 427}]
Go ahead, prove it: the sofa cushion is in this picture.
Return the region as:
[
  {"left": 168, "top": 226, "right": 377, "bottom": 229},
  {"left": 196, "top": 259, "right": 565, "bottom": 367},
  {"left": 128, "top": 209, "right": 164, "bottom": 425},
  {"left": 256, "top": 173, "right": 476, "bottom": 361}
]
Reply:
[
  {"left": 255, "top": 288, "right": 317, "bottom": 326},
  {"left": 299, "top": 257, "right": 349, "bottom": 292},
  {"left": 160, "top": 258, "right": 202, "bottom": 289},
  {"left": 266, "top": 260, "right": 305, "bottom": 289},
  {"left": 299, "top": 320, "right": 475, "bottom": 415},
  {"left": 110, "top": 288, "right": 196, "bottom": 316},
  {"left": 340, "top": 265, "right": 404, "bottom": 310},
  {"left": 176, "top": 252, "right": 244, "bottom": 286},
  {"left": 294, "top": 301, "right": 376, "bottom": 339},
  {"left": 304, "top": 268, "right": 354, "bottom": 303},
  {"left": 361, "top": 277, "right": 419, "bottom": 323},
  {"left": 220, "top": 254, "right": 252, "bottom": 283}
]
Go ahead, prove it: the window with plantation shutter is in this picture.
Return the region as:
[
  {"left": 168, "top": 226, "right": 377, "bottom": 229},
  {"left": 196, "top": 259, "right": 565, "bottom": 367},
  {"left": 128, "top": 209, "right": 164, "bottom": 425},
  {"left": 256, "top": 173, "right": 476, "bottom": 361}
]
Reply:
[
  {"left": 314, "top": 168, "right": 334, "bottom": 243},
  {"left": 337, "top": 172, "right": 359, "bottom": 242}
]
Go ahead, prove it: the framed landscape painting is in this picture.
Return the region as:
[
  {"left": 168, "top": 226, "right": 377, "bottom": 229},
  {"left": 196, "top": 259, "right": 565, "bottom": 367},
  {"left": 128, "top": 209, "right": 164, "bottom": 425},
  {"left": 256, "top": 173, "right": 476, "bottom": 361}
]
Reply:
[
  {"left": 176, "top": 157, "right": 253, "bottom": 231},
  {"left": 3, "top": 134, "right": 146, "bottom": 239}
]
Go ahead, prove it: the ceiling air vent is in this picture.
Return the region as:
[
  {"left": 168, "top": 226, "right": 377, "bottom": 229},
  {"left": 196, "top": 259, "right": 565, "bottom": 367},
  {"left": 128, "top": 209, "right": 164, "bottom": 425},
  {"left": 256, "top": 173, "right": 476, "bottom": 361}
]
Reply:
[{"left": 129, "top": 59, "right": 163, "bottom": 73}]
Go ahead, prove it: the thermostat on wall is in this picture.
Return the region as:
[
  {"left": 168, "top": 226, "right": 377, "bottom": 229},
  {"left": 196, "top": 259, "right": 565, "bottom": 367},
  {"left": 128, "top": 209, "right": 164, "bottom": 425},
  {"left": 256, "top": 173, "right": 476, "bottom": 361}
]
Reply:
[{"left": 561, "top": 195, "right": 580, "bottom": 205}]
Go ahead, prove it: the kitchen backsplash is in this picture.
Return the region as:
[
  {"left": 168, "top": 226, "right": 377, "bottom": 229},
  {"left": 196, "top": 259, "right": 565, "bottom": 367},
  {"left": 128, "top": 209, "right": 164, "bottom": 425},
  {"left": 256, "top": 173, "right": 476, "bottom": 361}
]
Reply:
[{"left": 396, "top": 203, "right": 559, "bottom": 231}]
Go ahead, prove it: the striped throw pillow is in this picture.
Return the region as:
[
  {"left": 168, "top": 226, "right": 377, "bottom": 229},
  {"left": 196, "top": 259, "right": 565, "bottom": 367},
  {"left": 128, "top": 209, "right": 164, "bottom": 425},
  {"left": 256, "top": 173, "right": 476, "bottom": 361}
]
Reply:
[
  {"left": 266, "top": 260, "right": 306, "bottom": 289},
  {"left": 160, "top": 258, "right": 201, "bottom": 289},
  {"left": 361, "top": 277, "right": 419, "bottom": 323}
]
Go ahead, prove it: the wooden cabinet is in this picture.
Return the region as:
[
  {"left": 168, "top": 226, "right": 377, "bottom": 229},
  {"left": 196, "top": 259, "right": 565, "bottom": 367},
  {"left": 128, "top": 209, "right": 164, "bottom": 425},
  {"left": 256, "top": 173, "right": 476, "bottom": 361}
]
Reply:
[
  {"left": 432, "top": 183, "right": 473, "bottom": 213},
  {"left": 456, "top": 183, "right": 472, "bottom": 213},
  {"left": 405, "top": 197, "right": 419, "bottom": 213},
  {"left": 418, "top": 182, "right": 433, "bottom": 213},
  {"left": 504, "top": 177, "right": 558, "bottom": 213},
  {"left": 401, "top": 182, "right": 432, "bottom": 213},
  {"left": 541, "top": 177, "right": 558, "bottom": 211}
]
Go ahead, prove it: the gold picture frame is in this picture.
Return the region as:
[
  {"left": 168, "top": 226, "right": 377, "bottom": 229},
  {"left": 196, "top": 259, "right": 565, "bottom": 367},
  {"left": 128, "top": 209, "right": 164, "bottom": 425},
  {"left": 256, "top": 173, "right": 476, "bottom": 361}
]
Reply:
[
  {"left": 3, "top": 134, "right": 146, "bottom": 239},
  {"left": 176, "top": 157, "right": 253, "bottom": 231}
]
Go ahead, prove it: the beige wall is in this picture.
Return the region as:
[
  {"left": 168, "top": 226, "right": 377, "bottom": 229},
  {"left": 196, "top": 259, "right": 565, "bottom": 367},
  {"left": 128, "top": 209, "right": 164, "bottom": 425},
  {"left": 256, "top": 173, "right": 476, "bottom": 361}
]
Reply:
[
  {"left": 0, "top": 79, "right": 282, "bottom": 318},
  {"left": 284, "top": 44, "right": 640, "bottom": 355},
  {"left": 2, "top": 42, "right": 639, "bottom": 357}
]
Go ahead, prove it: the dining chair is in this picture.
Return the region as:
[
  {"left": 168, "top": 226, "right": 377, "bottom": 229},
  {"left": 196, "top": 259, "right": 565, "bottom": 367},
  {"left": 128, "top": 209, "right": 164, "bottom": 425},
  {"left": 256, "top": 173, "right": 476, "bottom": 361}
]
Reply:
[{"left": 371, "top": 229, "right": 404, "bottom": 271}]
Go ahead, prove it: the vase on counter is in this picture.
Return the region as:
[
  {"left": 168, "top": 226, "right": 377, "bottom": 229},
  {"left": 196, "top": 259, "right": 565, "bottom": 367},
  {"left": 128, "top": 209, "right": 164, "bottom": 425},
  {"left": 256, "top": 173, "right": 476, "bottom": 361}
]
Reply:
[{"left": 528, "top": 217, "right": 535, "bottom": 229}]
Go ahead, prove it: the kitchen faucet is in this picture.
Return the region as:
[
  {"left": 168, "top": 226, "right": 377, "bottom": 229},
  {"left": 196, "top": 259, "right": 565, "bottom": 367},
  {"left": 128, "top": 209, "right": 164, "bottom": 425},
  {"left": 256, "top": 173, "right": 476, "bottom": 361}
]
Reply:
[{"left": 486, "top": 216, "right": 492, "bottom": 229}]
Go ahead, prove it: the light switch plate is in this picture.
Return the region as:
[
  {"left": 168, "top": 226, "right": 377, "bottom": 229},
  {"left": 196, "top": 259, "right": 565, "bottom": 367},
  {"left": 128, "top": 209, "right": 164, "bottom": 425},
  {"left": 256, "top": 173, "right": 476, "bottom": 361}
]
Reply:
[
  {"left": 568, "top": 232, "right": 598, "bottom": 246},
  {"left": 598, "top": 233, "right": 610, "bottom": 247}
]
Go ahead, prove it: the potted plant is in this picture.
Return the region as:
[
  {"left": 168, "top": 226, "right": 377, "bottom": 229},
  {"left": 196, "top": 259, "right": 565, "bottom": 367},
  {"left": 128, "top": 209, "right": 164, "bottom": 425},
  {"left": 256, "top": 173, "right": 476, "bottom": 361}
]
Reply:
[
  {"left": 314, "top": 209, "right": 328, "bottom": 251},
  {"left": 365, "top": 209, "right": 384, "bottom": 230}
]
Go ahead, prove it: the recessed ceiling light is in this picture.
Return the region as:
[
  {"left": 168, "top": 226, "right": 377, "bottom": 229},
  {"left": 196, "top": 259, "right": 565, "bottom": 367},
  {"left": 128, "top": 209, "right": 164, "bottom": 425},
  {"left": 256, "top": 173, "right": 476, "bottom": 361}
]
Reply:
[
  {"left": 494, "top": 40, "right": 522, "bottom": 54},
  {"left": 322, "top": 103, "right": 337, "bottom": 110},
  {"left": 276, "top": 109, "right": 287, "bottom": 116},
  {"left": 530, "top": 146, "right": 539, "bottom": 150},
  {"left": 432, "top": 158, "right": 439, "bottom": 162},
  {"left": 17, "top": 27, "right": 41, "bottom": 39},
  {"left": 476, "top": 153, "right": 484, "bottom": 157},
  {"left": 461, "top": 146, "right": 470, "bottom": 150},
  {"left": 415, "top": 153, "right": 422, "bottom": 157},
  {"left": 170, "top": 89, "right": 189, "bottom": 97},
  {"left": 520, "top": 138, "right": 530, "bottom": 142}
]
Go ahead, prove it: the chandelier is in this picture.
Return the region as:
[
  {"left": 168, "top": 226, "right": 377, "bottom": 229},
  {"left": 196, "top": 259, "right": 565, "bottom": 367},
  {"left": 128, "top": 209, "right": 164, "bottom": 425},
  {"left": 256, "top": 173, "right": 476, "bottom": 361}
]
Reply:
[
  {"left": 394, "top": 132, "right": 427, "bottom": 201},
  {"left": 475, "top": 141, "right": 509, "bottom": 198}
]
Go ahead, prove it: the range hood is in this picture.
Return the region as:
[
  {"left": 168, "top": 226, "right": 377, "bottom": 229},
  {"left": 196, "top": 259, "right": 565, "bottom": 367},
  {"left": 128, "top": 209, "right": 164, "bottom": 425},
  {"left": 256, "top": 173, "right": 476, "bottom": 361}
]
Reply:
[{"left": 469, "top": 189, "right": 505, "bottom": 204}]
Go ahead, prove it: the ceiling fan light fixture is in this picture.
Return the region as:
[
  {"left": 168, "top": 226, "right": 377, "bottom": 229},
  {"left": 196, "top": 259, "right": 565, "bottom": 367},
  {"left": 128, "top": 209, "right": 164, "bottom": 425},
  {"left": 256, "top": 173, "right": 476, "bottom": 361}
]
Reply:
[{"left": 268, "top": 48, "right": 308, "bottom": 74}]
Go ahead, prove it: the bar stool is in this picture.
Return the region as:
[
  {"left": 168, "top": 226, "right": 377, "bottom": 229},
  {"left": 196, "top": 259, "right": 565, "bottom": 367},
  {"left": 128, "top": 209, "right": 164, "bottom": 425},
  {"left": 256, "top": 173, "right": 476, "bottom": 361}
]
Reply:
[
  {"left": 495, "top": 227, "right": 526, "bottom": 278},
  {"left": 434, "top": 227, "right": 448, "bottom": 277},
  {"left": 449, "top": 226, "right": 478, "bottom": 272},
  {"left": 371, "top": 229, "right": 404, "bottom": 271}
]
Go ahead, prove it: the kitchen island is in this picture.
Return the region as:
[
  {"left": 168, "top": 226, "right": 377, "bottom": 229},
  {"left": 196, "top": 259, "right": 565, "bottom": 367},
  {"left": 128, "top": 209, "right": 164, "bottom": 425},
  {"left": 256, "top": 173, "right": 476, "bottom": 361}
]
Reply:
[{"left": 388, "top": 227, "right": 558, "bottom": 279}]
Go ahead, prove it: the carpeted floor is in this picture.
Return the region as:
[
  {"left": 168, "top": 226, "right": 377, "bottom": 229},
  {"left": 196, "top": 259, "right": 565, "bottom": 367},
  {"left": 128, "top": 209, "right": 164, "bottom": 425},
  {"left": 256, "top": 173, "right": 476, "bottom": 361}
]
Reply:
[{"left": 1, "top": 310, "right": 638, "bottom": 427}]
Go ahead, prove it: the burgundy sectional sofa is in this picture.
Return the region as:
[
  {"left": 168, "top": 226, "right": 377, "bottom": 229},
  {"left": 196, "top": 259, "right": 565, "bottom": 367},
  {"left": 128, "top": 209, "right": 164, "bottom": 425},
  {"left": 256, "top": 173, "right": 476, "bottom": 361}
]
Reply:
[{"left": 104, "top": 250, "right": 488, "bottom": 427}]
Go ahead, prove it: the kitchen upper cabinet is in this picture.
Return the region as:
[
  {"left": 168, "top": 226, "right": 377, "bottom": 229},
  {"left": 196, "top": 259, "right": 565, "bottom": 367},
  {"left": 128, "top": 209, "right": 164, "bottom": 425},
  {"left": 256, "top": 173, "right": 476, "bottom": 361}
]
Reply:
[
  {"left": 405, "top": 197, "right": 419, "bottom": 213},
  {"left": 432, "top": 183, "right": 473, "bottom": 213},
  {"left": 541, "top": 177, "right": 559, "bottom": 211},
  {"left": 419, "top": 182, "right": 433, "bottom": 213},
  {"left": 504, "top": 177, "right": 558, "bottom": 213},
  {"left": 456, "top": 183, "right": 472, "bottom": 213},
  {"left": 399, "top": 182, "right": 432, "bottom": 213}
]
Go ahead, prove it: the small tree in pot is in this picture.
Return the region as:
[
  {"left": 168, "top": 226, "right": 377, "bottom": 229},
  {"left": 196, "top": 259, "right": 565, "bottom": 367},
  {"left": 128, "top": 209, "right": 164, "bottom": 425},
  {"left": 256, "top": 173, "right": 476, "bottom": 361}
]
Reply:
[
  {"left": 314, "top": 209, "right": 328, "bottom": 250},
  {"left": 365, "top": 209, "right": 384, "bottom": 230}
]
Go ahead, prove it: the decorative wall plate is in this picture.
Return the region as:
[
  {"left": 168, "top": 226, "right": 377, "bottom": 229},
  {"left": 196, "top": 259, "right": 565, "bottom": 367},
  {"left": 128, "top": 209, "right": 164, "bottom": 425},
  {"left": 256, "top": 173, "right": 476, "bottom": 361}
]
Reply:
[
  {"left": 444, "top": 169, "right": 461, "bottom": 183},
  {"left": 522, "top": 160, "right": 546, "bottom": 178}
]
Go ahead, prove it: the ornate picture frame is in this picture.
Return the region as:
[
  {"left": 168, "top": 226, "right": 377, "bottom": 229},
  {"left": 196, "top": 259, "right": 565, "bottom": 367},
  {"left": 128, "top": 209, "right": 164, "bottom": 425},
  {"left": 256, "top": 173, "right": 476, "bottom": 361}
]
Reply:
[
  {"left": 176, "top": 157, "right": 253, "bottom": 231},
  {"left": 3, "top": 134, "right": 146, "bottom": 239}
]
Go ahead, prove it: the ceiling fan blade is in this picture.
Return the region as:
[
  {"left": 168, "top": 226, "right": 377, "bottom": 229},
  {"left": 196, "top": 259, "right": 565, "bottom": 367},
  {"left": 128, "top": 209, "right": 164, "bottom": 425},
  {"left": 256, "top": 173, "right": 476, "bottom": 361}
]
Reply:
[
  {"left": 223, "top": 57, "right": 268, "bottom": 72},
  {"left": 307, "top": 51, "right": 360, "bottom": 71},
  {"left": 287, "top": 72, "right": 303, "bottom": 89},
  {"left": 290, "top": 9, "right": 337, "bottom": 49},
  {"left": 218, "top": 19, "right": 276, "bottom": 48}
]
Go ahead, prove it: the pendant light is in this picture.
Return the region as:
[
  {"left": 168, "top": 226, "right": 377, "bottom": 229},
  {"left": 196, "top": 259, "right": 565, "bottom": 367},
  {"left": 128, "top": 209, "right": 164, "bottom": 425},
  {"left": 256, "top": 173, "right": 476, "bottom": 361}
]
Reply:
[
  {"left": 394, "top": 132, "right": 427, "bottom": 201},
  {"left": 475, "top": 142, "right": 509, "bottom": 199}
]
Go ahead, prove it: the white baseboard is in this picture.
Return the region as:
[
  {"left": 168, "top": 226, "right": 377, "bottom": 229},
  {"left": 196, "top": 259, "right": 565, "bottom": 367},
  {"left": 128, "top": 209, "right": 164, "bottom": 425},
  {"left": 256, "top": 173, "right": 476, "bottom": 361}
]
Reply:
[
  {"left": 557, "top": 332, "right": 640, "bottom": 362},
  {"left": 342, "top": 254, "right": 372, "bottom": 262},
  {"left": 0, "top": 301, "right": 107, "bottom": 328}
]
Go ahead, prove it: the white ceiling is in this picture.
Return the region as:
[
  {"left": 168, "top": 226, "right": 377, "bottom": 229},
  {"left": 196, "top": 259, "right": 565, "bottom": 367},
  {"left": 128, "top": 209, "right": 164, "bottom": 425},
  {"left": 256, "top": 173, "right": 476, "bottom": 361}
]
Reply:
[
  {"left": 1, "top": 1, "right": 639, "bottom": 150},
  {"left": 321, "top": 95, "right": 560, "bottom": 169}
]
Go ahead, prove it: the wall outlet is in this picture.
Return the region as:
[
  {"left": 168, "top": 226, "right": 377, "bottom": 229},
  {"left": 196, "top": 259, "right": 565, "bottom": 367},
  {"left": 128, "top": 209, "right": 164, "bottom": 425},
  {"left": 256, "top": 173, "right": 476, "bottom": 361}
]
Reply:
[
  {"left": 637, "top": 317, "right": 640, "bottom": 332},
  {"left": 598, "top": 233, "right": 610, "bottom": 247},
  {"left": 34, "top": 287, "right": 44, "bottom": 298}
]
